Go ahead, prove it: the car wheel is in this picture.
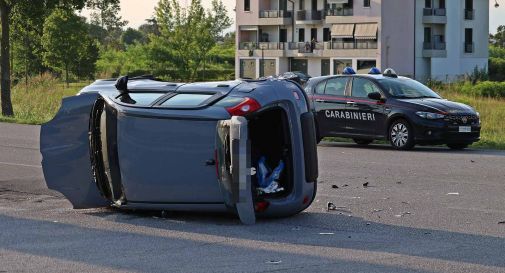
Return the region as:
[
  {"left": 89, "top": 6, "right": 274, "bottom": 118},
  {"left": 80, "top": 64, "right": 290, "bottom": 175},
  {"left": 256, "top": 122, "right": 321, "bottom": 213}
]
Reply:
[
  {"left": 447, "top": 143, "right": 469, "bottom": 150},
  {"left": 389, "top": 119, "right": 415, "bottom": 150},
  {"left": 353, "top": 139, "right": 373, "bottom": 145}
]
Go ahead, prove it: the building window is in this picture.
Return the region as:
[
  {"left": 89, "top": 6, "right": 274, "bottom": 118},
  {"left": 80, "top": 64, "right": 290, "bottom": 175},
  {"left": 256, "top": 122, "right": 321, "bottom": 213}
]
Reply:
[
  {"left": 334, "top": 59, "right": 352, "bottom": 75},
  {"left": 240, "top": 59, "right": 256, "bottom": 79},
  {"left": 465, "top": 0, "right": 474, "bottom": 20},
  {"left": 244, "top": 0, "right": 250, "bottom": 11},
  {"left": 357, "top": 60, "right": 377, "bottom": 74},
  {"left": 465, "top": 28, "right": 474, "bottom": 53},
  {"left": 280, "top": 29, "right": 287, "bottom": 43},
  {"left": 363, "top": 0, "right": 370, "bottom": 7},
  {"left": 425, "top": 0, "right": 431, "bottom": 8},
  {"left": 299, "top": 28, "right": 305, "bottom": 42},
  {"left": 299, "top": 0, "right": 305, "bottom": 10},
  {"left": 323, "top": 28, "right": 331, "bottom": 42}
]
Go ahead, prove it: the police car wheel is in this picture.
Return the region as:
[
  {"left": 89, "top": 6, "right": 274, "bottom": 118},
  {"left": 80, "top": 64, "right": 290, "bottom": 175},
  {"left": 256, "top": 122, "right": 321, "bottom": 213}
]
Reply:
[
  {"left": 447, "top": 143, "right": 469, "bottom": 150},
  {"left": 353, "top": 139, "right": 373, "bottom": 145},
  {"left": 389, "top": 119, "right": 415, "bottom": 150}
]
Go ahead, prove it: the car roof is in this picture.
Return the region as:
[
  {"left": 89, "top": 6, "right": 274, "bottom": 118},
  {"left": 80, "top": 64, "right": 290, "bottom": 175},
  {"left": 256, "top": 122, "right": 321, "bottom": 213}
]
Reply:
[{"left": 308, "top": 74, "right": 410, "bottom": 83}]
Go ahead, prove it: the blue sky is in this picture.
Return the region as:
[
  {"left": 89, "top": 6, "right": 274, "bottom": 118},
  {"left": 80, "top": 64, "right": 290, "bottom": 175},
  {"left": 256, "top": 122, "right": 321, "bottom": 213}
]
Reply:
[{"left": 82, "top": 0, "right": 505, "bottom": 33}]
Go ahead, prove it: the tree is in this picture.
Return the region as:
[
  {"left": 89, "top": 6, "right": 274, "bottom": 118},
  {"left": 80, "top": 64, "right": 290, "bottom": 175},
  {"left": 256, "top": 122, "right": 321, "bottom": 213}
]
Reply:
[
  {"left": 121, "top": 28, "right": 146, "bottom": 46},
  {"left": 86, "top": 0, "right": 127, "bottom": 48},
  {"left": 493, "top": 25, "right": 505, "bottom": 47},
  {"left": 42, "top": 8, "right": 98, "bottom": 87},
  {"left": 0, "top": 0, "right": 87, "bottom": 116},
  {"left": 152, "top": 0, "right": 231, "bottom": 81}
]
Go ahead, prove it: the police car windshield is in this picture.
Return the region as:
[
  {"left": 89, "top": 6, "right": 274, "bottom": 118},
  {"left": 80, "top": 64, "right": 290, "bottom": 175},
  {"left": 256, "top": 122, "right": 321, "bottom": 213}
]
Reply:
[{"left": 377, "top": 78, "right": 441, "bottom": 99}]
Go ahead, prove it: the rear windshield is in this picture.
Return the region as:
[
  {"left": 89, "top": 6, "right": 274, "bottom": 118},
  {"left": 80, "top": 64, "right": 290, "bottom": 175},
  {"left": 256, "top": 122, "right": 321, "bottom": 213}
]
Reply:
[
  {"left": 161, "top": 94, "right": 214, "bottom": 107},
  {"left": 117, "top": 93, "right": 165, "bottom": 106}
]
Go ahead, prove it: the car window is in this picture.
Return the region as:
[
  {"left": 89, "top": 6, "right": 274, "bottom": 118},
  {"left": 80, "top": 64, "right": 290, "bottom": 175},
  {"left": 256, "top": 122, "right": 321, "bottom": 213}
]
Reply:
[
  {"left": 315, "top": 81, "right": 326, "bottom": 94},
  {"left": 377, "top": 78, "right": 441, "bottom": 99},
  {"left": 324, "top": 77, "right": 347, "bottom": 96},
  {"left": 351, "top": 78, "right": 381, "bottom": 99},
  {"left": 116, "top": 93, "right": 165, "bottom": 106},
  {"left": 161, "top": 94, "right": 214, "bottom": 107}
]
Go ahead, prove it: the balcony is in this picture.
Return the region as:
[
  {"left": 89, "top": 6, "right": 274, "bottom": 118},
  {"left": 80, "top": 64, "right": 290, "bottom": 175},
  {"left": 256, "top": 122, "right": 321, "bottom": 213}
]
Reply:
[
  {"left": 464, "top": 43, "right": 474, "bottom": 53},
  {"left": 423, "top": 40, "right": 447, "bottom": 58},
  {"left": 423, "top": 8, "right": 447, "bottom": 24},
  {"left": 326, "top": 8, "right": 353, "bottom": 17},
  {"left": 464, "top": 9, "right": 475, "bottom": 20},
  {"left": 258, "top": 10, "right": 292, "bottom": 25},
  {"left": 296, "top": 10, "right": 323, "bottom": 24},
  {"left": 238, "top": 42, "right": 285, "bottom": 50}
]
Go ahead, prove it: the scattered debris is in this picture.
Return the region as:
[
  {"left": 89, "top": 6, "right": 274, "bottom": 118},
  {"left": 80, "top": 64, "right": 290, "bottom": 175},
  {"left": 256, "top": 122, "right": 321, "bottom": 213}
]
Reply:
[
  {"left": 342, "top": 184, "right": 349, "bottom": 187},
  {"left": 447, "top": 192, "right": 460, "bottom": 196},
  {"left": 327, "top": 202, "right": 337, "bottom": 211},
  {"left": 401, "top": 201, "right": 410, "bottom": 205},
  {"left": 396, "top": 181, "right": 402, "bottom": 184},
  {"left": 424, "top": 232, "right": 431, "bottom": 235},
  {"left": 331, "top": 185, "right": 339, "bottom": 189},
  {"left": 470, "top": 160, "right": 475, "bottom": 163},
  {"left": 319, "top": 232, "right": 334, "bottom": 235},
  {"left": 363, "top": 182, "right": 369, "bottom": 188},
  {"left": 372, "top": 209, "right": 383, "bottom": 213},
  {"left": 366, "top": 222, "right": 371, "bottom": 226},
  {"left": 52, "top": 220, "right": 59, "bottom": 223},
  {"left": 499, "top": 221, "right": 505, "bottom": 225},
  {"left": 266, "top": 260, "right": 282, "bottom": 265},
  {"left": 395, "top": 212, "right": 412, "bottom": 218}
]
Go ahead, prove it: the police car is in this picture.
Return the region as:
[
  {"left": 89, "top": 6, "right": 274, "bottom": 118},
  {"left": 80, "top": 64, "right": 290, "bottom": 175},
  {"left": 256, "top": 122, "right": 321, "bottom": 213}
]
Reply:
[{"left": 305, "top": 68, "right": 481, "bottom": 150}]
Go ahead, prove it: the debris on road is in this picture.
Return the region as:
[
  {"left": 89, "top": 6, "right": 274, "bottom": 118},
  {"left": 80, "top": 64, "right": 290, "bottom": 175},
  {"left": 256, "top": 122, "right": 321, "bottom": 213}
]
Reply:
[
  {"left": 396, "top": 181, "right": 402, "bottom": 184},
  {"left": 343, "top": 184, "right": 349, "bottom": 187},
  {"left": 372, "top": 209, "right": 383, "bottom": 213},
  {"left": 319, "top": 232, "right": 335, "bottom": 235},
  {"left": 363, "top": 182, "right": 369, "bottom": 188},
  {"left": 266, "top": 260, "right": 282, "bottom": 265},
  {"left": 447, "top": 192, "right": 460, "bottom": 196},
  {"left": 327, "top": 202, "right": 337, "bottom": 211},
  {"left": 499, "top": 221, "right": 505, "bottom": 225},
  {"left": 331, "top": 185, "right": 339, "bottom": 189},
  {"left": 395, "top": 212, "right": 412, "bottom": 218}
]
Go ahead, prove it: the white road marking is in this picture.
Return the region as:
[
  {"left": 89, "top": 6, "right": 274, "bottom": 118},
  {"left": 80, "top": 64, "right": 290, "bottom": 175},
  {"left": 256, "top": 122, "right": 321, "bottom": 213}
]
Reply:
[{"left": 0, "top": 162, "right": 41, "bottom": 168}]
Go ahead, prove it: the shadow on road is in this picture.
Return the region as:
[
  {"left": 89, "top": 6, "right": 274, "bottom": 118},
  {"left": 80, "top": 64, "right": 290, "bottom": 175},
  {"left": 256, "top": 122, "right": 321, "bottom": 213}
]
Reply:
[{"left": 319, "top": 142, "right": 505, "bottom": 157}]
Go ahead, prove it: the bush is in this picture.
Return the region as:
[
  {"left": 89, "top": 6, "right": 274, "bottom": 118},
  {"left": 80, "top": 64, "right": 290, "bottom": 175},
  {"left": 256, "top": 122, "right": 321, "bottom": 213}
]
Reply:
[
  {"left": 461, "top": 81, "right": 505, "bottom": 98},
  {"left": 489, "top": 57, "right": 505, "bottom": 82}
]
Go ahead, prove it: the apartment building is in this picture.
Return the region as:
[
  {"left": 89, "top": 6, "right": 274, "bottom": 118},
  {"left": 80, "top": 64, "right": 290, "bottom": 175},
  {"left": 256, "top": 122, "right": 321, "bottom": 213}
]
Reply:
[{"left": 235, "top": 0, "right": 489, "bottom": 82}]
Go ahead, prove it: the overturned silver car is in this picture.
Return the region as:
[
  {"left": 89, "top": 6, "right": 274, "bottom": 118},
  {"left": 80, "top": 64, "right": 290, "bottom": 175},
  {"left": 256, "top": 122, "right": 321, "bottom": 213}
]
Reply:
[{"left": 40, "top": 76, "right": 319, "bottom": 224}]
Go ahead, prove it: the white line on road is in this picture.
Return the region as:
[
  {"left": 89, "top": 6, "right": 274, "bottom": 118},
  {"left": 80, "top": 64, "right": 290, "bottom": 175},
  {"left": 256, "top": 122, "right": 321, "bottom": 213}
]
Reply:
[{"left": 0, "top": 162, "right": 41, "bottom": 168}]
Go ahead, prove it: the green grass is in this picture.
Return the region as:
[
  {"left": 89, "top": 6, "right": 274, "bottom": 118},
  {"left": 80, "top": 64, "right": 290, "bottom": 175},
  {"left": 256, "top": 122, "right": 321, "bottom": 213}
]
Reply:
[{"left": 0, "top": 75, "right": 88, "bottom": 125}]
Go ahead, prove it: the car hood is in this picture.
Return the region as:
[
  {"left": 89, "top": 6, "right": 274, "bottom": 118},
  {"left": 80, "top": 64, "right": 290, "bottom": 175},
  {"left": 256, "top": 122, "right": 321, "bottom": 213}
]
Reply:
[{"left": 398, "top": 98, "right": 476, "bottom": 114}]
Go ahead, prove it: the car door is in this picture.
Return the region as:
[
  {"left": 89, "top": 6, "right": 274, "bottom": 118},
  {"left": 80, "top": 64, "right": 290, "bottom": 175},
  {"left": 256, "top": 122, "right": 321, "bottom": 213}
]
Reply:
[
  {"left": 216, "top": 117, "right": 255, "bottom": 225},
  {"left": 313, "top": 77, "right": 350, "bottom": 137},
  {"left": 347, "top": 77, "right": 387, "bottom": 137}
]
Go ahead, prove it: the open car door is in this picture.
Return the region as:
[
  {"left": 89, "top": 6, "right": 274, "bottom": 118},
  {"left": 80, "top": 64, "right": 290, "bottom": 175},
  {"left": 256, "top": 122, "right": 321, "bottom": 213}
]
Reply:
[{"left": 217, "top": 116, "right": 256, "bottom": 225}]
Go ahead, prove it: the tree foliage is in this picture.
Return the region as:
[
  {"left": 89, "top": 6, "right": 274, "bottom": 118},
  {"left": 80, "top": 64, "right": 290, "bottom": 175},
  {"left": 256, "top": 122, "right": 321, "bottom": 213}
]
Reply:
[{"left": 42, "top": 8, "right": 98, "bottom": 86}]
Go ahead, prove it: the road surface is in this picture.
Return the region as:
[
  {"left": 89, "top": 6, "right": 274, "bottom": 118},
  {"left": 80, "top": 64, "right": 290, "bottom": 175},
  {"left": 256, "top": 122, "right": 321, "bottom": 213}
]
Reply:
[{"left": 1, "top": 122, "right": 504, "bottom": 273}]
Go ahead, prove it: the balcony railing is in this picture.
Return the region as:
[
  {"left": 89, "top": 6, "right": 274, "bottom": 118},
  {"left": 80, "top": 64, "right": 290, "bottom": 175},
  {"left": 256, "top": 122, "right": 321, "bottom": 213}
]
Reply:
[
  {"left": 464, "top": 43, "right": 474, "bottom": 53},
  {"left": 423, "top": 8, "right": 446, "bottom": 16},
  {"left": 330, "top": 41, "right": 378, "bottom": 50},
  {"left": 259, "top": 10, "right": 292, "bottom": 18},
  {"left": 423, "top": 41, "right": 446, "bottom": 50},
  {"left": 238, "top": 42, "right": 286, "bottom": 50},
  {"left": 325, "top": 8, "right": 353, "bottom": 16},
  {"left": 464, "top": 9, "right": 475, "bottom": 20},
  {"left": 296, "top": 10, "right": 323, "bottom": 21}
]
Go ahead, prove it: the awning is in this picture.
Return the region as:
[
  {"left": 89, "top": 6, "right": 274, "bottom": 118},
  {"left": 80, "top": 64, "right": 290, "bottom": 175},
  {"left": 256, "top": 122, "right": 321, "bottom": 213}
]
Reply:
[
  {"left": 354, "top": 23, "right": 378, "bottom": 40},
  {"left": 331, "top": 24, "right": 355, "bottom": 39}
]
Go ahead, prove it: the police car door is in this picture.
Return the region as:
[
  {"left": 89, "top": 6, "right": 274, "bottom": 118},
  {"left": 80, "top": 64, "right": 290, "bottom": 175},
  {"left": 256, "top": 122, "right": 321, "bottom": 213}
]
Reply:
[
  {"left": 314, "top": 77, "right": 350, "bottom": 136},
  {"left": 347, "top": 77, "right": 386, "bottom": 136}
]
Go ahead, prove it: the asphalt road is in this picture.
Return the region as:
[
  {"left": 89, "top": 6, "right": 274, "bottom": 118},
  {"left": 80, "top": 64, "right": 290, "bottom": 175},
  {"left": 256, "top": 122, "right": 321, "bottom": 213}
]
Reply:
[{"left": 1, "top": 122, "right": 504, "bottom": 273}]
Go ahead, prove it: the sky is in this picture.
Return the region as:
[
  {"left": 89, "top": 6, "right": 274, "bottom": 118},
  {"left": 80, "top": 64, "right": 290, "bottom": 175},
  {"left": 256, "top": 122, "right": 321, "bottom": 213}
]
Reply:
[{"left": 81, "top": 0, "right": 504, "bottom": 33}]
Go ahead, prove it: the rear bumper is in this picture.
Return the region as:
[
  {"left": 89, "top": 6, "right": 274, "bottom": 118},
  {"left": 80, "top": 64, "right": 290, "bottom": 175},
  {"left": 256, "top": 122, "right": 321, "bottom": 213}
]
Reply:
[{"left": 413, "top": 118, "right": 481, "bottom": 144}]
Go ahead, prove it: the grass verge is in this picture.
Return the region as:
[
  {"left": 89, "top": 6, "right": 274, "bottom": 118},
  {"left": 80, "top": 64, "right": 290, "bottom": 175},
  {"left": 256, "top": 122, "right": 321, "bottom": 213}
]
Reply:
[{"left": 0, "top": 75, "right": 88, "bottom": 125}]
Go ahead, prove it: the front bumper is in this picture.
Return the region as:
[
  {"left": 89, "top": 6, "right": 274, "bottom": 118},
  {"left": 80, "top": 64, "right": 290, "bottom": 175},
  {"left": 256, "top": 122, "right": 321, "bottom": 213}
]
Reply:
[{"left": 412, "top": 117, "right": 481, "bottom": 145}]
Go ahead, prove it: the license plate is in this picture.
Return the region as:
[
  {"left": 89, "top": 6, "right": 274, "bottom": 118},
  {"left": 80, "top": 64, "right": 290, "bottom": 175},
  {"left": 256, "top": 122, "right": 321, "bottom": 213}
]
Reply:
[{"left": 459, "top": 126, "right": 472, "bottom": 133}]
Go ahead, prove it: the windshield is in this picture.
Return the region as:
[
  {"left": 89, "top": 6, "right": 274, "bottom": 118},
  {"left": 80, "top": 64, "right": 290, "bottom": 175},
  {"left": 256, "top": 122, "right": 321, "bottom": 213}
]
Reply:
[{"left": 377, "top": 78, "right": 441, "bottom": 99}]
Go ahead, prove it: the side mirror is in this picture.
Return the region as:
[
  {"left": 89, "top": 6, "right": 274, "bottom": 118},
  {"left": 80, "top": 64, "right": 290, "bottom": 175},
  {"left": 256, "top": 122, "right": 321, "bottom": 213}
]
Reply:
[
  {"left": 115, "top": 76, "right": 129, "bottom": 95},
  {"left": 368, "top": 92, "right": 383, "bottom": 101}
]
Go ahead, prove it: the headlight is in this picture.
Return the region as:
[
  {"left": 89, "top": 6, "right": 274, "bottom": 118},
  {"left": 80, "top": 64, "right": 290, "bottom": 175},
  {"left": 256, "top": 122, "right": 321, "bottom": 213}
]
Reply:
[{"left": 416, "top": 111, "right": 446, "bottom": 120}]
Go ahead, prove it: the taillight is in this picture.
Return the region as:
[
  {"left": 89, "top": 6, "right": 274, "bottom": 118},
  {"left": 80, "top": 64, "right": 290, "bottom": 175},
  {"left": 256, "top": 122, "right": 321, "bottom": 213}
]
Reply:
[{"left": 226, "top": 97, "right": 261, "bottom": 116}]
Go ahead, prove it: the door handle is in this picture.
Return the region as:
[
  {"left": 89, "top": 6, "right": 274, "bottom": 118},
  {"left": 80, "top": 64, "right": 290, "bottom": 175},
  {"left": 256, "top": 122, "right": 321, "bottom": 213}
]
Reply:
[
  {"left": 346, "top": 101, "right": 357, "bottom": 105},
  {"left": 315, "top": 99, "right": 325, "bottom": 103}
]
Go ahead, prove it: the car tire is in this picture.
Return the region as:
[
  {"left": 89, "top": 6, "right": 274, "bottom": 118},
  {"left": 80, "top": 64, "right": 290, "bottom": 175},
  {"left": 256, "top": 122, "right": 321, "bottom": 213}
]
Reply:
[
  {"left": 353, "top": 139, "right": 373, "bottom": 146},
  {"left": 447, "top": 143, "right": 469, "bottom": 150},
  {"left": 389, "top": 119, "right": 415, "bottom": 150}
]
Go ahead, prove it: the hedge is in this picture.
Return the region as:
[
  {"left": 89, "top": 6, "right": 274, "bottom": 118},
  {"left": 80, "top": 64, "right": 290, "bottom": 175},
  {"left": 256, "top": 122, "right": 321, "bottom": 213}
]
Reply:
[{"left": 461, "top": 81, "right": 505, "bottom": 98}]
